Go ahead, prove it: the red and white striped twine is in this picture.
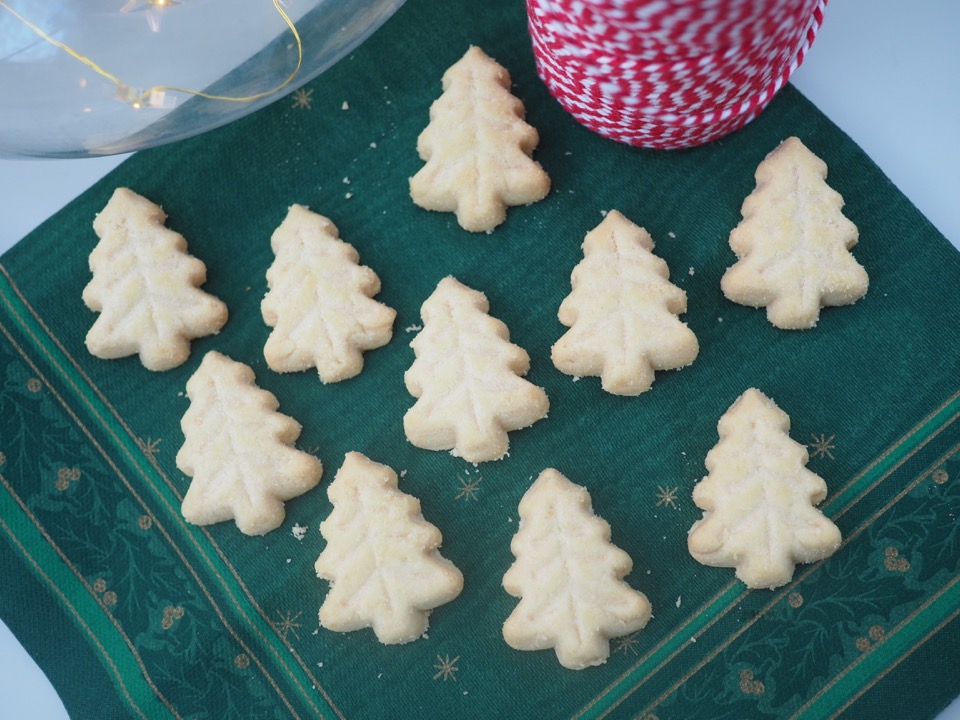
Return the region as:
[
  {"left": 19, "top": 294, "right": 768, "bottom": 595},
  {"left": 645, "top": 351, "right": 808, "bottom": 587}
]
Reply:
[{"left": 528, "top": 0, "right": 827, "bottom": 149}]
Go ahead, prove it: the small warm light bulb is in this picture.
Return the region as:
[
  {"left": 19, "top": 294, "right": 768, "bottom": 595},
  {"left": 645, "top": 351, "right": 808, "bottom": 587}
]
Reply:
[{"left": 115, "top": 83, "right": 150, "bottom": 108}]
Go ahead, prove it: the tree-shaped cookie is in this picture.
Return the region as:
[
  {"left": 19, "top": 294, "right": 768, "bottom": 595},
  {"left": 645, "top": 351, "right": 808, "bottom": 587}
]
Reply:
[
  {"left": 502, "top": 469, "right": 652, "bottom": 669},
  {"left": 721, "top": 137, "right": 869, "bottom": 329},
  {"left": 261, "top": 205, "right": 396, "bottom": 383},
  {"left": 83, "top": 187, "right": 228, "bottom": 371},
  {"left": 404, "top": 276, "right": 549, "bottom": 462},
  {"left": 177, "top": 351, "right": 323, "bottom": 536},
  {"left": 315, "top": 452, "right": 463, "bottom": 644},
  {"left": 687, "top": 388, "right": 842, "bottom": 589},
  {"left": 409, "top": 45, "right": 551, "bottom": 232},
  {"left": 552, "top": 210, "right": 699, "bottom": 395}
]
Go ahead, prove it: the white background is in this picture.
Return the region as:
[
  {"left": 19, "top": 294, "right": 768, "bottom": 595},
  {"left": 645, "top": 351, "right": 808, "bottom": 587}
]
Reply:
[{"left": 1, "top": 0, "right": 958, "bottom": 717}]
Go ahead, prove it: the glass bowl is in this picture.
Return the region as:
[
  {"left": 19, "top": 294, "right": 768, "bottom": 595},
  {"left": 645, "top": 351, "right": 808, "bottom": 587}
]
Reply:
[{"left": 0, "top": 0, "right": 405, "bottom": 158}]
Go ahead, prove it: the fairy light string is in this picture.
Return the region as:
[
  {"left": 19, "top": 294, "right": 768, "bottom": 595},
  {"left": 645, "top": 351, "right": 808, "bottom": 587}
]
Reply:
[{"left": 0, "top": 0, "right": 303, "bottom": 107}]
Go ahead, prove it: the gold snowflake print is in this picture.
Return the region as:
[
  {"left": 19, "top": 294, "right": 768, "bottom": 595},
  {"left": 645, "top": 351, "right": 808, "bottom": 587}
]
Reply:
[
  {"left": 138, "top": 437, "right": 162, "bottom": 461},
  {"left": 273, "top": 610, "right": 302, "bottom": 641},
  {"left": 432, "top": 654, "right": 459, "bottom": 681},
  {"left": 654, "top": 485, "right": 679, "bottom": 509},
  {"left": 291, "top": 88, "right": 314, "bottom": 110},
  {"left": 808, "top": 433, "right": 835, "bottom": 460},
  {"left": 613, "top": 632, "right": 640, "bottom": 655},
  {"left": 455, "top": 475, "right": 481, "bottom": 502}
]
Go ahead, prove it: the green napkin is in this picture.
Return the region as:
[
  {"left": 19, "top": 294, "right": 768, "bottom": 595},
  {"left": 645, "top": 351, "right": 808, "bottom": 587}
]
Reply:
[{"left": 2, "top": 0, "right": 958, "bottom": 718}]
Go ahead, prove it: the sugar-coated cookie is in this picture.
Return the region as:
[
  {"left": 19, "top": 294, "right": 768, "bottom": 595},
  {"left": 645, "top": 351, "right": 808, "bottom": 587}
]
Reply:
[
  {"left": 503, "top": 469, "right": 652, "bottom": 669},
  {"left": 721, "top": 137, "right": 869, "bottom": 329},
  {"left": 553, "top": 210, "right": 699, "bottom": 395},
  {"left": 262, "top": 205, "right": 395, "bottom": 383},
  {"left": 315, "top": 452, "right": 463, "bottom": 644},
  {"left": 688, "top": 388, "right": 842, "bottom": 589},
  {"left": 84, "top": 188, "right": 227, "bottom": 371},
  {"left": 177, "top": 351, "right": 322, "bottom": 536},
  {"left": 410, "top": 46, "right": 550, "bottom": 232},
  {"left": 404, "top": 276, "right": 549, "bottom": 462}
]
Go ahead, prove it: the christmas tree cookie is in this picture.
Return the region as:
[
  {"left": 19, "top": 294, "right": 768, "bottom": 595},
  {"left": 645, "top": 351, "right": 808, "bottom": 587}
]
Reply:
[
  {"left": 315, "top": 452, "right": 463, "bottom": 644},
  {"left": 409, "top": 45, "right": 550, "bottom": 232},
  {"left": 552, "top": 210, "right": 699, "bottom": 395},
  {"left": 502, "top": 469, "right": 652, "bottom": 669},
  {"left": 404, "top": 276, "right": 549, "bottom": 462},
  {"left": 261, "top": 205, "right": 396, "bottom": 383},
  {"left": 83, "top": 187, "right": 228, "bottom": 371},
  {"left": 177, "top": 351, "right": 323, "bottom": 536},
  {"left": 721, "top": 137, "right": 869, "bottom": 329},
  {"left": 688, "top": 388, "right": 842, "bottom": 589}
]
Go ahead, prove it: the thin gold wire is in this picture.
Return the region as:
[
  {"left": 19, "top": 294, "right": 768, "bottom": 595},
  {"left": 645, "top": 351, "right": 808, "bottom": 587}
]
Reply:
[{"left": 0, "top": 0, "right": 302, "bottom": 106}]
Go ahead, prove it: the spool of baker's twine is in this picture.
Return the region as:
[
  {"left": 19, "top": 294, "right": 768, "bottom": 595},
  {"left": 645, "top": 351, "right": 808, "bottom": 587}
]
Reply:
[{"left": 528, "top": 0, "right": 827, "bottom": 149}]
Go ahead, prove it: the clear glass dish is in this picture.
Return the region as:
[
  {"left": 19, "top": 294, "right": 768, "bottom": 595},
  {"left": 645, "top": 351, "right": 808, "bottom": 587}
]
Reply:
[{"left": 0, "top": 0, "right": 405, "bottom": 158}]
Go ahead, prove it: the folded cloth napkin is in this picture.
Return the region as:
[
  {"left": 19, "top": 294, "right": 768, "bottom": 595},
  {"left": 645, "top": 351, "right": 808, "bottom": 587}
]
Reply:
[{"left": 1, "top": 0, "right": 958, "bottom": 718}]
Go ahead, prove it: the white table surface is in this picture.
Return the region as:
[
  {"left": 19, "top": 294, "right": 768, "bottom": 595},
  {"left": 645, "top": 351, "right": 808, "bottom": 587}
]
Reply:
[{"left": 1, "top": 1, "right": 958, "bottom": 717}]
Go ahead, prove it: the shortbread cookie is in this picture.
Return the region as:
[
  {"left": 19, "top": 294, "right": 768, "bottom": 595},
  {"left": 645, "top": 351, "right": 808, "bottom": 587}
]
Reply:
[
  {"left": 315, "top": 452, "right": 463, "bottom": 644},
  {"left": 177, "top": 351, "right": 322, "bottom": 536},
  {"left": 261, "top": 205, "right": 396, "bottom": 383},
  {"left": 553, "top": 210, "right": 699, "bottom": 395},
  {"left": 409, "top": 45, "right": 550, "bottom": 232},
  {"left": 83, "top": 187, "right": 228, "bottom": 371},
  {"left": 721, "top": 137, "right": 869, "bottom": 329},
  {"left": 503, "top": 469, "right": 652, "bottom": 670},
  {"left": 404, "top": 276, "right": 549, "bottom": 462},
  {"left": 687, "top": 388, "right": 842, "bottom": 589}
]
